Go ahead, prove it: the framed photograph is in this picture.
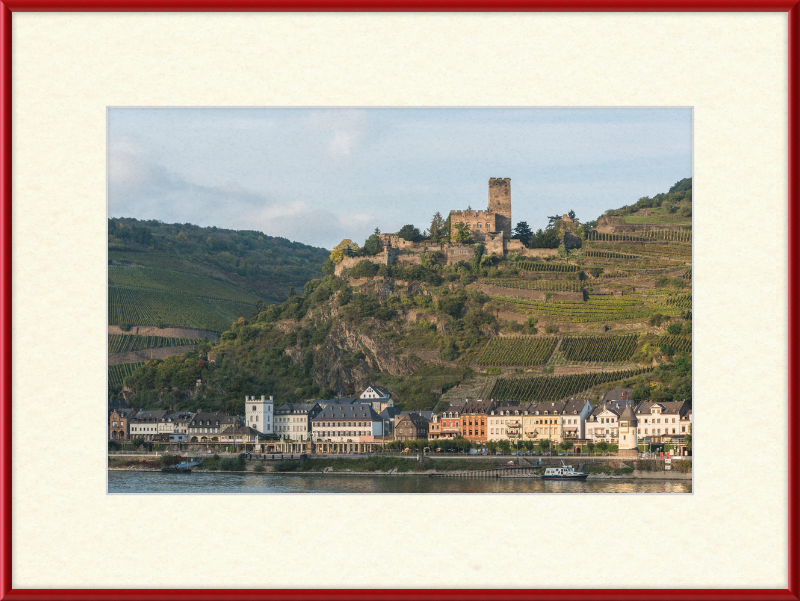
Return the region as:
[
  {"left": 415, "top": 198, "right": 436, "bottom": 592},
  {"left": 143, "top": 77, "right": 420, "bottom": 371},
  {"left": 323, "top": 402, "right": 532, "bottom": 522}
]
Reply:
[{"left": 2, "top": 2, "right": 796, "bottom": 599}]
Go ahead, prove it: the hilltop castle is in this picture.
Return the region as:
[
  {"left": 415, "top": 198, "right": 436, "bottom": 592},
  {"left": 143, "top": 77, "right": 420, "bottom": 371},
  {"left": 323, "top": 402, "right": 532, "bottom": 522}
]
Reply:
[
  {"left": 449, "top": 177, "right": 512, "bottom": 242},
  {"left": 335, "top": 177, "right": 556, "bottom": 276}
]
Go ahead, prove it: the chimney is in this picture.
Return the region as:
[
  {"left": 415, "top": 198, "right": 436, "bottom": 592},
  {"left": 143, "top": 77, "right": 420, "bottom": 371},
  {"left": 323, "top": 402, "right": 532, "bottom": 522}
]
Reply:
[
  {"left": 269, "top": 396, "right": 273, "bottom": 402},
  {"left": 245, "top": 395, "right": 249, "bottom": 402},
  {"left": 261, "top": 395, "right": 265, "bottom": 402}
]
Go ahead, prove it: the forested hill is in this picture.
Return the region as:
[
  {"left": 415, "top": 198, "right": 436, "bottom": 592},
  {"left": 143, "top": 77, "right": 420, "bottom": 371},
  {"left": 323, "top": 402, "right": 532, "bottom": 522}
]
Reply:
[
  {"left": 602, "top": 177, "right": 692, "bottom": 218},
  {"left": 108, "top": 218, "right": 329, "bottom": 333}
]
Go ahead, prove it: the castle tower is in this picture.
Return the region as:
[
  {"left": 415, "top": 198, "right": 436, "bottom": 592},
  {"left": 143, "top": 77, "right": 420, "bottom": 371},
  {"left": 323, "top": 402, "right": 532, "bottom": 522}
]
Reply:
[
  {"left": 618, "top": 405, "right": 638, "bottom": 457},
  {"left": 245, "top": 395, "right": 274, "bottom": 435},
  {"left": 488, "top": 178, "right": 512, "bottom": 240}
]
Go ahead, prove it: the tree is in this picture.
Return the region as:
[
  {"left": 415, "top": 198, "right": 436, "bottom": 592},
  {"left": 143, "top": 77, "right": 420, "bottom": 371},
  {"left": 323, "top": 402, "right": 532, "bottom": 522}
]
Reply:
[
  {"left": 249, "top": 299, "right": 267, "bottom": 321},
  {"left": 559, "top": 439, "right": 573, "bottom": 452},
  {"left": 512, "top": 221, "right": 533, "bottom": 245},
  {"left": 428, "top": 212, "right": 447, "bottom": 243},
  {"left": 330, "top": 239, "right": 361, "bottom": 264},
  {"left": 537, "top": 439, "right": 551, "bottom": 454},
  {"left": 596, "top": 441, "right": 609, "bottom": 454},
  {"left": 362, "top": 229, "right": 383, "bottom": 256},
  {"left": 469, "top": 243, "right": 485, "bottom": 273},
  {"left": 398, "top": 224, "right": 423, "bottom": 242},
  {"left": 669, "top": 177, "right": 692, "bottom": 194},
  {"left": 528, "top": 227, "right": 561, "bottom": 249},
  {"left": 498, "top": 439, "right": 511, "bottom": 452},
  {"left": 587, "top": 441, "right": 596, "bottom": 454},
  {"left": 685, "top": 424, "right": 692, "bottom": 454},
  {"left": 547, "top": 215, "right": 562, "bottom": 228},
  {"left": 567, "top": 209, "right": 577, "bottom": 221},
  {"left": 452, "top": 222, "right": 472, "bottom": 244}
]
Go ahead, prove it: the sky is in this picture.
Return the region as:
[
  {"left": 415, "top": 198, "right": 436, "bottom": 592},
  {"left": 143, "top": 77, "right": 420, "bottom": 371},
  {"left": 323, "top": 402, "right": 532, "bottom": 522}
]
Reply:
[{"left": 108, "top": 107, "right": 692, "bottom": 251}]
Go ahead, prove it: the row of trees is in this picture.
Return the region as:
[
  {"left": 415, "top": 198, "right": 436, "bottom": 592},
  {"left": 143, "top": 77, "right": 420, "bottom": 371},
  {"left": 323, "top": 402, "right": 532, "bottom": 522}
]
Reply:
[{"left": 381, "top": 436, "right": 623, "bottom": 455}]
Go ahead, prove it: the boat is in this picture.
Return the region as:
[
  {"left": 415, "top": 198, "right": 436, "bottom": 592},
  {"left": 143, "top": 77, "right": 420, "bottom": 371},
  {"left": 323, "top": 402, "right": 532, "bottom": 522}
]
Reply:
[
  {"left": 541, "top": 461, "right": 588, "bottom": 480},
  {"left": 161, "top": 461, "right": 199, "bottom": 474}
]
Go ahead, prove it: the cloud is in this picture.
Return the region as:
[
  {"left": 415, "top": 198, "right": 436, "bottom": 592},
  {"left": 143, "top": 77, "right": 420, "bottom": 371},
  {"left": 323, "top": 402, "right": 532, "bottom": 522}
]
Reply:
[
  {"left": 328, "top": 131, "right": 358, "bottom": 158},
  {"left": 108, "top": 136, "right": 377, "bottom": 249}
]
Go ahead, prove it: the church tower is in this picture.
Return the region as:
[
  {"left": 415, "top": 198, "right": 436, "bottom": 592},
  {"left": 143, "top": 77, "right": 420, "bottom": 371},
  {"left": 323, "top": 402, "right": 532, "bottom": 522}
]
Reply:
[
  {"left": 488, "top": 178, "right": 512, "bottom": 240},
  {"left": 618, "top": 405, "right": 638, "bottom": 457},
  {"left": 245, "top": 395, "right": 273, "bottom": 435}
]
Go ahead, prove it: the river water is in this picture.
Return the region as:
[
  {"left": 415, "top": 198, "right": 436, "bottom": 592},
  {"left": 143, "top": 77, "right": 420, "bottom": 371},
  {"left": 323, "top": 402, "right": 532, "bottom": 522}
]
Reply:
[{"left": 108, "top": 471, "right": 691, "bottom": 494}]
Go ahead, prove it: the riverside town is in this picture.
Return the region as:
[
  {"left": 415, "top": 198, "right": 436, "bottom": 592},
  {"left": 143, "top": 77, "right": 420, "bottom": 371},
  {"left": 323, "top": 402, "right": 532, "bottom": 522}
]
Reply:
[{"left": 109, "top": 109, "right": 692, "bottom": 492}]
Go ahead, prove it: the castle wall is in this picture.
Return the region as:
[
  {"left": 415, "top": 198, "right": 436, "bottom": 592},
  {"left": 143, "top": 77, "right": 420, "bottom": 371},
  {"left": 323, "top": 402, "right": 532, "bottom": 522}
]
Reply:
[
  {"left": 445, "top": 244, "right": 476, "bottom": 265},
  {"left": 505, "top": 239, "right": 526, "bottom": 254},
  {"left": 334, "top": 248, "right": 398, "bottom": 276},
  {"left": 379, "top": 233, "right": 415, "bottom": 250},
  {"left": 520, "top": 248, "right": 559, "bottom": 259},
  {"left": 448, "top": 209, "right": 497, "bottom": 242},
  {"left": 396, "top": 254, "right": 422, "bottom": 266},
  {"left": 485, "top": 235, "right": 505, "bottom": 256},
  {"left": 504, "top": 239, "right": 558, "bottom": 258}
]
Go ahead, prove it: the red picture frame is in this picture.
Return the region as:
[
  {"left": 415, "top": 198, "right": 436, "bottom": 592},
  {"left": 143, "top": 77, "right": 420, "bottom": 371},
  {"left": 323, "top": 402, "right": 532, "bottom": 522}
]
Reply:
[{"left": 1, "top": 2, "right": 797, "bottom": 600}]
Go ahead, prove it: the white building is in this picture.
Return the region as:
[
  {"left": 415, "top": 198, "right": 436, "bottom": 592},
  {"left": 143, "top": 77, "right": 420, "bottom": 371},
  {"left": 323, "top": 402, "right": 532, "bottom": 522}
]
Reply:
[
  {"left": 618, "top": 405, "right": 638, "bottom": 456},
  {"left": 359, "top": 385, "right": 394, "bottom": 413},
  {"left": 273, "top": 402, "right": 322, "bottom": 441},
  {"left": 129, "top": 410, "right": 168, "bottom": 441},
  {"left": 487, "top": 403, "right": 524, "bottom": 441},
  {"left": 245, "top": 395, "right": 273, "bottom": 435},
  {"left": 558, "top": 399, "right": 593, "bottom": 442},
  {"left": 584, "top": 400, "right": 635, "bottom": 445},
  {"left": 311, "top": 404, "right": 383, "bottom": 442}
]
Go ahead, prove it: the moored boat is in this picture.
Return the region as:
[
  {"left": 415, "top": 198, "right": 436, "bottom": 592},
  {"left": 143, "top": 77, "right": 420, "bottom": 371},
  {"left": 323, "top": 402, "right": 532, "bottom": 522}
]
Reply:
[
  {"left": 541, "top": 461, "right": 588, "bottom": 480},
  {"left": 161, "top": 461, "right": 199, "bottom": 473}
]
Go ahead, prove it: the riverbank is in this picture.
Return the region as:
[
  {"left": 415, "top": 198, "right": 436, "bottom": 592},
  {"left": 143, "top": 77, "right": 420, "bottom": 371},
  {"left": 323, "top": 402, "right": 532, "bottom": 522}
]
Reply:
[
  {"left": 108, "top": 457, "right": 692, "bottom": 480},
  {"left": 109, "top": 470, "right": 692, "bottom": 493}
]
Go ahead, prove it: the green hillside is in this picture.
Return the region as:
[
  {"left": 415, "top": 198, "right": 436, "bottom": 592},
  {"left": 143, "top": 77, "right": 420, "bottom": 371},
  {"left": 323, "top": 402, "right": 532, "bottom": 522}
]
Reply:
[
  {"left": 108, "top": 218, "right": 329, "bottom": 332},
  {"left": 114, "top": 179, "right": 692, "bottom": 415}
]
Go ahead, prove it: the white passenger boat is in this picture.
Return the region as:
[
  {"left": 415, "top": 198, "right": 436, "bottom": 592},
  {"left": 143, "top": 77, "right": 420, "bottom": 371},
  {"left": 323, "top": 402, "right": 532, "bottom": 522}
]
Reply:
[{"left": 541, "top": 461, "right": 588, "bottom": 480}]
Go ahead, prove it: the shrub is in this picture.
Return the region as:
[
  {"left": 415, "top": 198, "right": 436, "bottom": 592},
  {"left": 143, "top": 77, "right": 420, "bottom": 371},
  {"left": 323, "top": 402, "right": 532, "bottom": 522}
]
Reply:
[
  {"left": 159, "top": 453, "right": 179, "bottom": 467},
  {"left": 545, "top": 324, "right": 559, "bottom": 334},
  {"left": 350, "top": 259, "right": 379, "bottom": 279},
  {"left": 274, "top": 459, "right": 299, "bottom": 472},
  {"left": 131, "top": 436, "right": 145, "bottom": 448},
  {"left": 119, "top": 323, "right": 131, "bottom": 332},
  {"left": 108, "top": 440, "right": 121, "bottom": 452},
  {"left": 253, "top": 464, "right": 266, "bottom": 473},
  {"left": 219, "top": 457, "right": 243, "bottom": 471},
  {"left": 666, "top": 323, "right": 683, "bottom": 335}
]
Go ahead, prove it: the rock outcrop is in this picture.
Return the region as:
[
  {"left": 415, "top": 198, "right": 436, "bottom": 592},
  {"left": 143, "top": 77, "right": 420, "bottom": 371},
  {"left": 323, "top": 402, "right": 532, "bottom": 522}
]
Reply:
[{"left": 312, "top": 320, "right": 419, "bottom": 395}]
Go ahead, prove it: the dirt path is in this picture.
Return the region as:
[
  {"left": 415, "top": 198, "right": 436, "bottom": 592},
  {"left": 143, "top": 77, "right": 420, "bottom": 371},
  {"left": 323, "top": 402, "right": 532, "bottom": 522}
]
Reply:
[
  {"left": 108, "top": 345, "right": 198, "bottom": 365},
  {"left": 108, "top": 325, "right": 220, "bottom": 340}
]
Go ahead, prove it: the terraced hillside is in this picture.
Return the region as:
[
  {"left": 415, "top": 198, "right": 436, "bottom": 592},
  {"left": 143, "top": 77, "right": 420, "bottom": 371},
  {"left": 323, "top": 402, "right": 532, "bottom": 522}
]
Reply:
[
  {"left": 108, "top": 218, "right": 328, "bottom": 333},
  {"left": 115, "top": 179, "right": 692, "bottom": 414}
]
